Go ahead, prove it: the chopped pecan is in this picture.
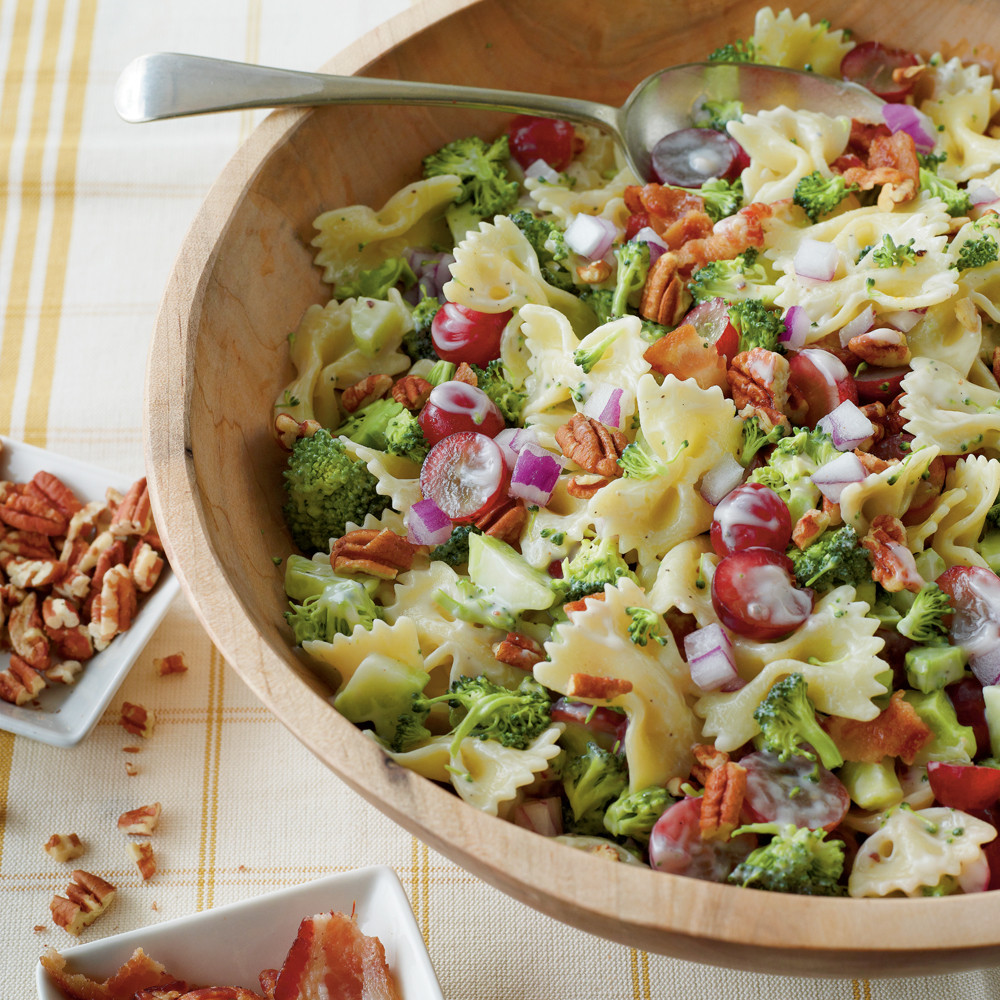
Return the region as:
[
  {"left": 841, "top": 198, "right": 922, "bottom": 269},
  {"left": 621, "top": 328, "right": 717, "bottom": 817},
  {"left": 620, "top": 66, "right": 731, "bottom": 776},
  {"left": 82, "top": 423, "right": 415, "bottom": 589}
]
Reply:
[
  {"left": 118, "top": 802, "right": 162, "bottom": 835},
  {"left": 642, "top": 322, "right": 727, "bottom": 391},
  {"left": 89, "top": 563, "right": 138, "bottom": 649},
  {"left": 50, "top": 870, "right": 116, "bottom": 936},
  {"left": 340, "top": 373, "right": 393, "bottom": 413},
  {"left": 128, "top": 841, "right": 157, "bottom": 881},
  {"left": 274, "top": 413, "right": 321, "bottom": 450},
  {"left": 700, "top": 760, "right": 747, "bottom": 841},
  {"left": 110, "top": 478, "right": 154, "bottom": 538},
  {"left": 689, "top": 743, "right": 730, "bottom": 785},
  {"left": 453, "top": 362, "right": 478, "bottom": 386},
  {"left": 0, "top": 654, "right": 46, "bottom": 705},
  {"left": 0, "top": 491, "right": 66, "bottom": 535},
  {"left": 858, "top": 401, "right": 887, "bottom": 445},
  {"left": 8, "top": 591, "right": 50, "bottom": 670},
  {"left": 822, "top": 495, "right": 843, "bottom": 528},
  {"left": 474, "top": 498, "right": 527, "bottom": 545},
  {"left": 121, "top": 701, "right": 157, "bottom": 738},
  {"left": 493, "top": 631, "right": 546, "bottom": 670},
  {"left": 555, "top": 413, "right": 626, "bottom": 478},
  {"left": 154, "top": 652, "right": 189, "bottom": 676},
  {"left": 0, "top": 528, "right": 55, "bottom": 559},
  {"left": 824, "top": 690, "right": 931, "bottom": 765},
  {"left": 566, "top": 673, "right": 633, "bottom": 700},
  {"left": 46, "top": 660, "right": 83, "bottom": 685},
  {"left": 391, "top": 374, "right": 433, "bottom": 410},
  {"left": 792, "top": 508, "right": 831, "bottom": 550},
  {"left": 566, "top": 474, "right": 613, "bottom": 499},
  {"left": 330, "top": 528, "right": 415, "bottom": 579},
  {"left": 577, "top": 260, "right": 612, "bottom": 283},
  {"left": 44, "top": 833, "right": 84, "bottom": 863},
  {"left": 848, "top": 327, "right": 911, "bottom": 367},
  {"left": 65, "top": 500, "right": 111, "bottom": 545},
  {"left": 861, "top": 514, "right": 923, "bottom": 592},
  {"left": 47, "top": 623, "right": 94, "bottom": 662},
  {"left": 727, "top": 348, "right": 795, "bottom": 430},
  {"left": 129, "top": 540, "right": 165, "bottom": 593},
  {"left": 124, "top": 761, "right": 139, "bottom": 776},
  {"left": 42, "top": 596, "right": 80, "bottom": 630},
  {"left": 639, "top": 253, "right": 686, "bottom": 326},
  {"left": 885, "top": 394, "right": 907, "bottom": 436}
]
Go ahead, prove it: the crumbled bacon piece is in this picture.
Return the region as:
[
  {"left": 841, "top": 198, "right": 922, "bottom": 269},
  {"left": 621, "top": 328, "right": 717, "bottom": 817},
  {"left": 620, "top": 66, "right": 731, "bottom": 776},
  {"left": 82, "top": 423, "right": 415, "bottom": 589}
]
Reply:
[
  {"left": 642, "top": 323, "right": 727, "bottom": 391},
  {"left": 824, "top": 691, "right": 932, "bottom": 765}
]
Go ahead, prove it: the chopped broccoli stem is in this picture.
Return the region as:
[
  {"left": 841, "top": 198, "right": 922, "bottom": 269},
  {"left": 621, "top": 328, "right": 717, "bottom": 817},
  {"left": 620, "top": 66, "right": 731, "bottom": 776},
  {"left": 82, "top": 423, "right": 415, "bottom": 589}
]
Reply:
[
  {"left": 573, "top": 324, "right": 625, "bottom": 374},
  {"left": 611, "top": 241, "right": 651, "bottom": 318},
  {"left": 740, "top": 415, "right": 788, "bottom": 466},
  {"left": 336, "top": 256, "right": 416, "bottom": 300},
  {"left": 754, "top": 673, "right": 844, "bottom": 770},
  {"left": 425, "top": 359, "right": 457, "bottom": 386},
  {"left": 918, "top": 162, "right": 971, "bottom": 216}
]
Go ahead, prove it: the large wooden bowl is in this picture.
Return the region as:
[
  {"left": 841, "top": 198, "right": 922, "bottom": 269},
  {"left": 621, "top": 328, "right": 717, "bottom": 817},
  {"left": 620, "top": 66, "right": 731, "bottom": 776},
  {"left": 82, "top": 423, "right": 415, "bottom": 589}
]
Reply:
[{"left": 144, "top": 0, "right": 1000, "bottom": 977}]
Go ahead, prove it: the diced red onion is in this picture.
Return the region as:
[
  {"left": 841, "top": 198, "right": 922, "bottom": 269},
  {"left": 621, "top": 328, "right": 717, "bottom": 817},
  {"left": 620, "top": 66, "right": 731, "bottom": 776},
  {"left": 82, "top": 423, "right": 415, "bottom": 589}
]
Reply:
[
  {"left": 817, "top": 399, "right": 876, "bottom": 451},
  {"left": 632, "top": 225, "right": 670, "bottom": 264},
  {"left": 781, "top": 305, "right": 811, "bottom": 349},
  {"left": 525, "top": 158, "right": 561, "bottom": 183},
  {"left": 402, "top": 249, "right": 456, "bottom": 303},
  {"left": 494, "top": 426, "right": 540, "bottom": 472},
  {"left": 810, "top": 451, "right": 867, "bottom": 503},
  {"left": 582, "top": 382, "right": 628, "bottom": 430},
  {"left": 511, "top": 797, "right": 564, "bottom": 836},
  {"left": 882, "top": 103, "right": 937, "bottom": 154},
  {"left": 565, "top": 213, "right": 618, "bottom": 260},
  {"left": 971, "top": 647, "right": 1000, "bottom": 687},
  {"left": 699, "top": 454, "right": 746, "bottom": 505},
  {"left": 879, "top": 308, "right": 922, "bottom": 332},
  {"left": 405, "top": 498, "right": 454, "bottom": 546},
  {"left": 839, "top": 304, "right": 875, "bottom": 346},
  {"left": 794, "top": 238, "right": 839, "bottom": 281},
  {"left": 969, "top": 184, "right": 999, "bottom": 206},
  {"left": 683, "top": 624, "right": 743, "bottom": 692},
  {"left": 510, "top": 443, "right": 564, "bottom": 506}
]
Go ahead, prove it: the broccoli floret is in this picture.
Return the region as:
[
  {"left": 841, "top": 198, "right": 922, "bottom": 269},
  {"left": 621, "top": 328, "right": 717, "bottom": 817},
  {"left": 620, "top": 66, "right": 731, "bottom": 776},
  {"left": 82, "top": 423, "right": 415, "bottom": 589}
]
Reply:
[
  {"left": 561, "top": 740, "right": 629, "bottom": 835},
  {"left": 383, "top": 407, "right": 430, "bottom": 463},
  {"left": 392, "top": 674, "right": 551, "bottom": 759},
  {"left": 792, "top": 170, "right": 859, "bottom": 222},
  {"left": 402, "top": 292, "right": 441, "bottom": 362},
  {"left": 688, "top": 247, "right": 778, "bottom": 305},
  {"left": 573, "top": 323, "right": 625, "bottom": 373},
  {"left": 918, "top": 159, "right": 971, "bottom": 216},
  {"left": 728, "top": 298, "right": 786, "bottom": 352},
  {"left": 871, "top": 233, "right": 917, "bottom": 268},
  {"left": 425, "top": 358, "right": 458, "bottom": 386},
  {"left": 429, "top": 524, "right": 482, "bottom": 566},
  {"left": 603, "top": 785, "right": 674, "bottom": 843},
  {"left": 896, "top": 582, "right": 952, "bottom": 643},
  {"left": 422, "top": 134, "right": 519, "bottom": 220},
  {"left": 612, "top": 241, "right": 651, "bottom": 318},
  {"left": 727, "top": 822, "right": 846, "bottom": 896},
  {"left": 336, "top": 256, "right": 416, "bottom": 300},
  {"left": 739, "top": 415, "right": 788, "bottom": 466},
  {"left": 624, "top": 607, "right": 668, "bottom": 647},
  {"left": 708, "top": 39, "right": 757, "bottom": 62},
  {"left": 692, "top": 98, "right": 745, "bottom": 133},
  {"left": 957, "top": 227, "right": 1000, "bottom": 271},
  {"left": 552, "top": 536, "right": 636, "bottom": 605},
  {"left": 282, "top": 430, "right": 391, "bottom": 553},
  {"left": 668, "top": 177, "right": 744, "bottom": 223},
  {"left": 749, "top": 425, "right": 841, "bottom": 522},
  {"left": 753, "top": 672, "right": 844, "bottom": 770},
  {"left": 470, "top": 359, "right": 526, "bottom": 423},
  {"left": 509, "top": 209, "right": 574, "bottom": 291},
  {"left": 618, "top": 433, "right": 689, "bottom": 480},
  {"left": 787, "top": 525, "right": 872, "bottom": 593},
  {"left": 284, "top": 576, "right": 382, "bottom": 644}
]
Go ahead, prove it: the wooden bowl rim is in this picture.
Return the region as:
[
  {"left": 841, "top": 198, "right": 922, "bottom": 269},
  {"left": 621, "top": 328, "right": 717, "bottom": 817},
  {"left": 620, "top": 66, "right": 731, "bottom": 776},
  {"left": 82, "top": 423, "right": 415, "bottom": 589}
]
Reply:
[{"left": 143, "top": 0, "right": 1000, "bottom": 976}]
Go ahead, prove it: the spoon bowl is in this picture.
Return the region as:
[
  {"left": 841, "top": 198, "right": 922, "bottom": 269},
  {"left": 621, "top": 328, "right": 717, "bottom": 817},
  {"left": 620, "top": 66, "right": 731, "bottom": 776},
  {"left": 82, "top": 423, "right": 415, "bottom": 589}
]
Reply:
[{"left": 114, "top": 52, "right": 883, "bottom": 181}]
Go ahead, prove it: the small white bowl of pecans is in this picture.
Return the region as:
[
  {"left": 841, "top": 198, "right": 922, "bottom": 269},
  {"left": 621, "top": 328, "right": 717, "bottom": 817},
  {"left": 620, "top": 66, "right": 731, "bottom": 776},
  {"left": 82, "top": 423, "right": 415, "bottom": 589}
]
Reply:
[{"left": 0, "top": 435, "right": 178, "bottom": 747}]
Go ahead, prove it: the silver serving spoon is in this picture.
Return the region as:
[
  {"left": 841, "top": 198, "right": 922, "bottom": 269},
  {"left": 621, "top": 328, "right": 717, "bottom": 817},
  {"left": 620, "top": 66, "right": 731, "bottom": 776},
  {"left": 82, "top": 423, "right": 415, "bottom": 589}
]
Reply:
[{"left": 114, "top": 52, "right": 884, "bottom": 181}]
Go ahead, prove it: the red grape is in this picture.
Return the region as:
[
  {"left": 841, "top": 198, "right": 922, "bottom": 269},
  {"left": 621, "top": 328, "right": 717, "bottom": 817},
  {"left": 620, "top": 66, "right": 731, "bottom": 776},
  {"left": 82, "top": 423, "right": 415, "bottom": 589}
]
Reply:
[
  {"left": 418, "top": 382, "right": 505, "bottom": 446},
  {"left": 710, "top": 483, "right": 792, "bottom": 557},
  {"left": 787, "top": 348, "right": 859, "bottom": 427},
  {"left": 741, "top": 750, "right": 850, "bottom": 831},
  {"left": 419, "top": 431, "right": 507, "bottom": 523},
  {"left": 841, "top": 41, "right": 920, "bottom": 102},
  {"left": 927, "top": 761, "right": 1000, "bottom": 812},
  {"left": 937, "top": 565, "right": 1000, "bottom": 656},
  {"left": 649, "top": 128, "right": 745, "bottom": 187},
  {"left": 685, "top": 297, "right": 739, "bottom": 360},
  {"left": 648, "top": 797, "right": 756, "bottom": 880},
  {"left": 507, "top": 115, "right": 576, "bottom": 171},
  {"left": 431, "top": 302, "right": 511, "bottom": 367},
  {"left": 711, "top": 548, "right": 812, "bottom": 640}
]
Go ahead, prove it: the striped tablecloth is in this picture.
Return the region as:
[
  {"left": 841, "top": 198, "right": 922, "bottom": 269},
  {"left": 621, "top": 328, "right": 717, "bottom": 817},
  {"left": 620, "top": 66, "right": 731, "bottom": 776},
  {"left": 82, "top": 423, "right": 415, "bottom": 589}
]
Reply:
[{"left": 4, "top": 1, "right": 1000, "bottom": 997}]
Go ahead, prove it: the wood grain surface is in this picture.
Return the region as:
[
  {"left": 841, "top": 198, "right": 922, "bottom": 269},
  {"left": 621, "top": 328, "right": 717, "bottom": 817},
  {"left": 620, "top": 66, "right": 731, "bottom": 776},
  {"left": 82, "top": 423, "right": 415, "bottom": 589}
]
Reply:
[{"left": 144, "top": 0, "right": 1000, "bottom": 976}]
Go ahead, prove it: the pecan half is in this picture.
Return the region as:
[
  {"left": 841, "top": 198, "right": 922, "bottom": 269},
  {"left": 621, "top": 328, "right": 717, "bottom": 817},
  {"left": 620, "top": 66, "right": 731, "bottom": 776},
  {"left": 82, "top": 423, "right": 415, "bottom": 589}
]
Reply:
[
  {"left": 689, "top": 743, "right": 729, "bottom": 785},
  {"left": 27, "top": 471, "right": 82, "bottom": 520},
  {"left": 89, "top": 563, "right": 138, "bottom": 648},
  {"left": 848, "top": 327, "right": 911, "bottom": 367},
  {"left": 0, "top": 654, "right": 46, "bottom": 705},
  {"left": 700, "top": 760, "right": 747, "bottom": 841},
  {"left": 566, "top": 673, "right": 633, "bottom": 700},
  {"left": 8, "top": 591, "right": 50, "bottom": 670},
  {"left": 110, "top": 478, "right": 154, "bottom": 538},
  {"left": 861, "top": 514, "right": 923, "bottom": 592},
  {"left": 727, "top": 348, "right": 795, "bottom": 430},
  {"left": 493, "top": 632, "right": 545, "bottom": 670},
  {"left": 129, "top": 541, "right": 165, "bottom": 593},
  {"left": 391, "top": 374, "right": 433, "bottom": 410},
  {"left": 639, "top": 253, "right": 686, "bottom": 327},
  {"left": 0, "top": 492, "right": 66, "bottom": 535},
  {"left": 555, "top": 413, "right": 626, "bottom": 478},
  {"left": 330, "top": 528, "right": 415, "bottom": 579},
  {"left": 0, "top": 528, "right": 55, "bottom": 560},
  {"left": 340, "top": 373, "right": 393, "bottom": 413}
]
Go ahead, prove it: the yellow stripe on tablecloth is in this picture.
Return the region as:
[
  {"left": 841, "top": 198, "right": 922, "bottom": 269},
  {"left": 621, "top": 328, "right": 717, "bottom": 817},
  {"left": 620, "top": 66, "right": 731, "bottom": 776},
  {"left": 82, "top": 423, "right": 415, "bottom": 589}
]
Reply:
[
  {"left": 0, "top": 732, "right": 14, "bottom": 870},
  {"left": 0, "top": 0, "right": 66, "bottom": 437},
  {"left": 24, "top": 0, "right": 97, "bottom": 444},
  {"left": 0, "top": 0, "right": 35, "bottom": 259},
  {"left": 196, "top": 646, "right": 225, "bottom": 911}
]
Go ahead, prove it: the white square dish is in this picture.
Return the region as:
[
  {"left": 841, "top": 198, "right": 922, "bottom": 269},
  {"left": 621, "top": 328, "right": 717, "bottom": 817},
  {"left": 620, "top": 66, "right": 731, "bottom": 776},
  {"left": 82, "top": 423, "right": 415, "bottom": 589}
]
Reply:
[
  {"left": 34, "top": 866, "right": 443, "bottom": 999},
  {"left": 0, "top": 435, "right": 179, "bottom": 747}
]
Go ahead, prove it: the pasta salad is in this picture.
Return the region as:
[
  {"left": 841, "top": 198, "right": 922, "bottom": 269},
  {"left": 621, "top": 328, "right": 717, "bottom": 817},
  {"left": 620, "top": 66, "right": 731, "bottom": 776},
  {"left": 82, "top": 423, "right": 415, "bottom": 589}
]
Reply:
[{"left": 274, "top": 7, "right": 1000, "bottom": 898}]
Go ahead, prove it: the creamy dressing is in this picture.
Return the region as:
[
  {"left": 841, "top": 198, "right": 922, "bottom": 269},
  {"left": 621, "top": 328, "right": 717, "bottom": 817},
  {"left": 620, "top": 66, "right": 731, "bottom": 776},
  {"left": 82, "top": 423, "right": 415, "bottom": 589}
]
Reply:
[
  {"left": 800, "top": 348, "right": 849, "bottom": 385},
  {"left": 742, "top": 563, "right": 812, "bottom": 626}
]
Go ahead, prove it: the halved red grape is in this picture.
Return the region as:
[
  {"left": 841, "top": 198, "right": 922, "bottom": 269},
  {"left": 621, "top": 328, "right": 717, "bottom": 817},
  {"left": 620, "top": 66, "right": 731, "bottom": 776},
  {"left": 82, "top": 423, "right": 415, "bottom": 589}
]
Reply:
[
  {"left": 550, "top": 698, "right": 628, "bottom": 744},
  {"left": 741, "top": 750, "right": 850, "bottom": 831},
  {"left": 430, "top": 302, "right": 512, "bottom": 367},
  {"left": 418, "top": 382, "right": 505, "bottom": 446},
  {"left": 648, "top": 797, "right": 757, "bottom": 880},
  {"left": 946, "top": 677, "right": 991, "bottom": 756},
  {"left": 853, "top": 364, "right": 909, "bottom": 405},
  {"left": 927, "top": 761, "right": 1000, "bottom": 812},
  {"left": 419, "top": 431, "right": 506, "bottom": 522},
  {"left": 787, "top": 348, "right": 859, "bottom": 427},
  {"left": 685, "top": 297, "right": 739, "bottom": 359},
  {"left": 841, "top": 41, "right": 920, "bottom": 103},
  {"left": 507, "top": 115, "right": 576, "bottom": 171},
  {"left": 649, "top": 128, "right": 745, "bottom": 187},
  {"left": 710, "top": 483, "right": 792, "bottom": 557},
  {"left": 937, "top": 565, "right": 1000, "bottom": 657},
  {"left": 711, "top": 548, "right": 812, "bottom": 640}
]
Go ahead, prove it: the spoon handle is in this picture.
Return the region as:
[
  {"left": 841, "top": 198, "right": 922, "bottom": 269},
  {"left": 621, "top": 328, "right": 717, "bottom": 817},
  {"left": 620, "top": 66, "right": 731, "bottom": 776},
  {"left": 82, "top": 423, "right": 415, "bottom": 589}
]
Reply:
[{"left": 114, "top": 52, "right": 620, "bottom": 131}]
